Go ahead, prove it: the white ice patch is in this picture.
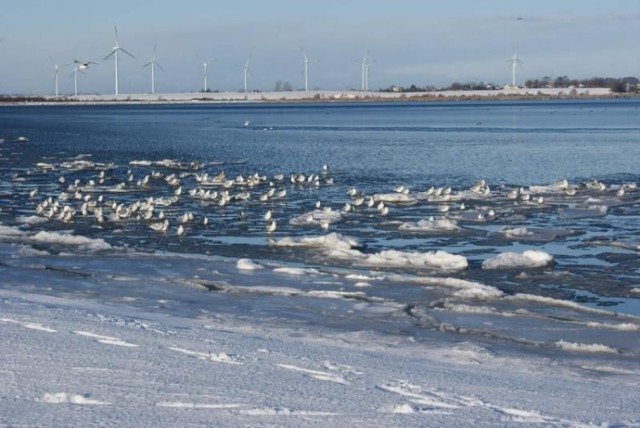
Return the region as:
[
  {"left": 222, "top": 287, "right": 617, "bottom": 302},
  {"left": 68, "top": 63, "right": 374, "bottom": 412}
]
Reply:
[
  {"left": 373, "top": 193, "right": 416, "bottom": 204},
  {"left": 0, "top": 224, "right": 27, "bottom": 239},
  {"left": 273, "top": 234, "right": 467, "bottom": 272},
  {"left": 499, "top": 227, "right": 533, "bottom": 238},
  {"left": 272, "top": 267, "right": 320, "bottom": 276},
  {"left": 166, "top": 346, "right": 242, "bottom": 364},
  {"left": 439, "top": 303, "right": 514, "bottom": 317},
  {"left": 17, "top": 245, "right": 50, "bottom": 257},
  {"left": 236, "top": 258, "right": 263, "bottom": 271},
  {"left": 289, "top": 209, "right": 343, "bottom": 226},
  {"left": 507, "top": 293, "right": 618, "bottom": 317},
  {"left": 398, "top": 218, "right": 462, "bottom": 233},
  {"left": 157, "top": 402, "right": 244, "bottom": 409},
  {"left": 360, "top": 250, "right": 468, "bottom": 272},
  {"left": 272, "top": 233, "right": 360, "bottom": 251},
  {"left": 392, "top": 403, "right": 415, "bottom": 414},
  {"left": 385, "top": 275, "right": 503, "bottom": 299},
  {"left": 585, "top": 322, "right": 639, "bottom": 332},
  {"left": 528, "top": 180, "right": 571, "bottom": 194},
  {"left": 39, "top": 392, "right": 109, "bottom": 405},
  {"left": 555, "top": 340, "right": 619, "bottom": 354},
  {"left": 31, "top": 231, "right": 112, "bottom": 252},
  {"left": 16, "top": 215, "right": 48, "bottom": 225},
  {"left": 482, "top": 250, "right": 553, "bottom": 270}
]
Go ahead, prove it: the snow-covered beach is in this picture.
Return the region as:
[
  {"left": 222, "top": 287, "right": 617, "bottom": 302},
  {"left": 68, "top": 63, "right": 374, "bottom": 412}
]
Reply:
[{"left": 2, "top": 261, "right": 638, "bottom": 427}]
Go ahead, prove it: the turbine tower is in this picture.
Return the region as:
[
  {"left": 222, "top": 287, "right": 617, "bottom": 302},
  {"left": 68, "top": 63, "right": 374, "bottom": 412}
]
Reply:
[
  {"left": 70, "top": 66, "right": 80, "bottom": 97},
  {"left": 196, "top": 54, "right": 213, "bottom": 92},
  {"left": 301, "top": 48, "right": 309, "bottom": 92},
  {"left": 104, "top": 25, "right": 135, "bottom": 96},
  {"left": 243, "top": 59, "right": 250, "bottom": 94},
  {"left": 361, "top": 52, "right": 369, "bottom": 91},
  {"left": 508, "top": 47, "right": 524, "bottom": 87},
  {"left": 143, "top": 46, "right": 165, "bottom": 94},
  {"left": 49, "top": 56, "right": 63, "bottom": 97}
]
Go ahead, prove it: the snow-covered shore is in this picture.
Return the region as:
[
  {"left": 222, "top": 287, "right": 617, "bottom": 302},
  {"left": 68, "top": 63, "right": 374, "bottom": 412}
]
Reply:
[
  {"left": 1, "top": 284, "right": 638, "bottom": 427},
  {"left": 31, "top": 87, "right": 614, "bottom": 105}
]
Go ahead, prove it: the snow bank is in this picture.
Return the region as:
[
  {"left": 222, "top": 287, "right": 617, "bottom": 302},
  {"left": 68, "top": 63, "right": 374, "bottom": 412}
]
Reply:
[{"left": 482, "top": 250, "right": 553, "bottom": 270}]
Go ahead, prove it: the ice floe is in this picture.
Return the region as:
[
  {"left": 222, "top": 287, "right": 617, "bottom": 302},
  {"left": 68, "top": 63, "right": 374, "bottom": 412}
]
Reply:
[{"left": 482, "top": 250, "right": 553, "bottom": 270}]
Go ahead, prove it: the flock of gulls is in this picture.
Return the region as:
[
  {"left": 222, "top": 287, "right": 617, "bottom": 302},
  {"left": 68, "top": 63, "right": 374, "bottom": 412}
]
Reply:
[
  {"left": 16, "top": 152, "right": 638, "bottom": 251},
  {"left": 27, "top": 159, "right": 340, "bottom": 237}
]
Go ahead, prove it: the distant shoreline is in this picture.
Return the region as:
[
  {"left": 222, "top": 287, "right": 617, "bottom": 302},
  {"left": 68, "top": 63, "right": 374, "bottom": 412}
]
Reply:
[{"left": 1, "top": 87, "right": 638, "bottom": 106}]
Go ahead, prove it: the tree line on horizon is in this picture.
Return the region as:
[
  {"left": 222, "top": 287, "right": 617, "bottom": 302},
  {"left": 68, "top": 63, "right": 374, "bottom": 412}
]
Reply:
[{"left": 382, "top": 75, "right": 639, "bottom": 93}]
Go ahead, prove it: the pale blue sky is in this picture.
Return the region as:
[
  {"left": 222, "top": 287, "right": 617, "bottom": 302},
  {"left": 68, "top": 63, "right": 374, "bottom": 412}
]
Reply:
[{"left": 1, "top": 0, "right": 639, "bottom": 95}]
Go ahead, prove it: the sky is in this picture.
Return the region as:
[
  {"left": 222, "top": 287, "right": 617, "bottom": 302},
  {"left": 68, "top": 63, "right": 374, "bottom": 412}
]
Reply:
[{"left": 1, "top": 0, "right": 639, "bottom": 95}]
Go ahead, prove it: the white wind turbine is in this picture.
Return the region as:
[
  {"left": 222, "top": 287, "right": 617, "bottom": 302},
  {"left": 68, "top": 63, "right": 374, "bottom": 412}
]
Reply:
[
  {"left": 300, "top": 47, "right": 318, "bottom": 93},
  {"left": 49, "top": 56, "right": 64, "bottom": 97},
  {"left": 508, "top": 47, "right": 524, "bottom": 87},
  {"left": 143, "top": 46, "right": 165, "bottom": 94},
  {"left": 104, "top": 25, "right": 135, "bottom": 96},
  {"left": 361, "top": 52, "right": 370, "bottom": 91},
  {"left": 196, "top": 54, "right": 214, "bottom": 92},
  {"left": 70, "top": 66, "right": 81, "bottom": 97},
  {"left": 243, "top": 58, "right": 250, "bottom": 94}
]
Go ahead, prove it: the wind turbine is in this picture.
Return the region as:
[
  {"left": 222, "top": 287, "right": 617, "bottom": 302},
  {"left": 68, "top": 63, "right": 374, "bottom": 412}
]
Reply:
[
  {"left": 300, "top": 47, "right": 317, "bottom": 93},
  {"left": 49, "top": 57, "right": 64, "bottom": 97},
  {"left": 361, "top": 52, "right": 369, "bottom": 91},
  {"left": 70, "top": 66, "right": 81, "bottom": 97},
  {"left": 196, "top": 54, "right": 213, "bottom": 92},
  {"left": 143, "top": 45, "right": 165, "bottom": 94},
  {"left": 243, "top": 58, "right": 250, "bottom": 95},
  {"left": 104, "top": 25, "right": 135, "bottom": 96},
  {"left": 508, "top": 47, "right": 524, "bottom": 87}
]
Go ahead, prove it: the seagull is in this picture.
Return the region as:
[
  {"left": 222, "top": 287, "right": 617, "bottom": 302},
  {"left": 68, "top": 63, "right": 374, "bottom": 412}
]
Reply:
[
  {"left": 149, "top": 219, "right": 169, "bottom": 232},
  {"left": 74, "top": 60, "right": 98, "bottom": 70},
  {"left": 266, "top": 220, "right": 277, "bottom": 233},
  {"left": 264, "top": 210, "right": 272, "bottom": 221}
]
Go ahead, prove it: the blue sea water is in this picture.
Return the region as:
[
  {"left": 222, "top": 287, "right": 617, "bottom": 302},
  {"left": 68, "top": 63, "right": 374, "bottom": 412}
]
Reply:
[{"left": 1, "top": 99, "right": 639, "bottom": 353}]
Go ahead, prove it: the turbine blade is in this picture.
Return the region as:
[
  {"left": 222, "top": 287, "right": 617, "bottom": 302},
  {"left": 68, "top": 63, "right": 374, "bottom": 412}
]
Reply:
[
  {"left": 104, "top": 50, "right": 116, "bottom": 61},
  {"left": 156, "top": 62, "right": 166, "bottom": 72},
  {"left": 143, "top": 61, "right": 152, "bottom": 67},
  {"left": 120, "top": 47, "right": 135, "bottom": 59},
  {"left": 114, "top": 24, "right": 120, "bottom": 47}
]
